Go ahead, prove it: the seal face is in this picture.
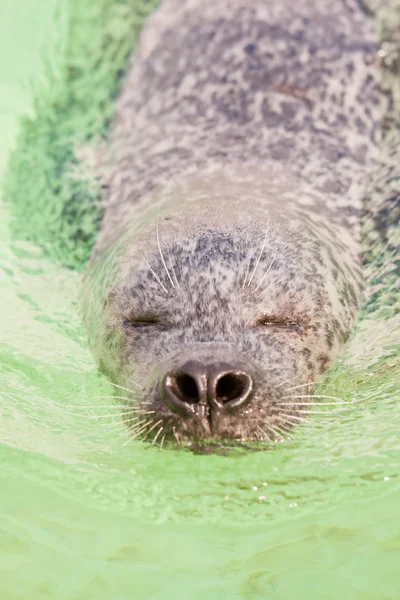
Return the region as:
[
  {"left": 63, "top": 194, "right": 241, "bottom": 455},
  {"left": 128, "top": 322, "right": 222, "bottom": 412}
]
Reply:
[
  {"left": 85, "top": 198, "right": 362, "bottom": 445},
  {"left": 82, "top": 0, "right": 383, "bottom": 446},
  {"left": 111, "top": 226, "right": 341, "bottom": 443}
]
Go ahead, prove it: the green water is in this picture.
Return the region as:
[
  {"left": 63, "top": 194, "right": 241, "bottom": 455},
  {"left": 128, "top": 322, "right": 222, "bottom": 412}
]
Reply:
[{"left": 1, "top": 1, "right": 400, "bottom": 599}]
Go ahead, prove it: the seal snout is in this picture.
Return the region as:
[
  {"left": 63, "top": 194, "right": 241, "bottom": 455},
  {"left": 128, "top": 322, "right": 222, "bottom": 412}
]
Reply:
[{"left": 162, "top": 360, "right": 254, "bottom": 418}]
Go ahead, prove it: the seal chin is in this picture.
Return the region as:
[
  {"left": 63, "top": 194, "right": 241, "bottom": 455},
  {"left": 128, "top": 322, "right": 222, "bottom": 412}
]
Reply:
[{"left": 183, "top": 440, "right": 267, "bottom": 456}]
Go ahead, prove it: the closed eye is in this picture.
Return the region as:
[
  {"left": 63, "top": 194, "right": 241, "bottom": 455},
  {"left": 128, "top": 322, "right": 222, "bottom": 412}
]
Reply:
[
  {"left": 124, "top": 316, "right": 162, "bottom": 329},
  {"left": 255, "top": 314, "right": 302, "bottom": 330}
]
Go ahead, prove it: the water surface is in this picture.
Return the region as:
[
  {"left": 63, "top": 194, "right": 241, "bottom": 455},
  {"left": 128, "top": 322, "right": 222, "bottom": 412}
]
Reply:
[{"left": 1, "top": 2, "right": 399, "bottom": 598}]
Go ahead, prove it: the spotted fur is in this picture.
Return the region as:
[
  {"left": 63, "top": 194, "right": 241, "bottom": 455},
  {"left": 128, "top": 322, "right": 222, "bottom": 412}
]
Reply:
[{"left": 82, "top": 0, "right": 387, "bottom": 445}]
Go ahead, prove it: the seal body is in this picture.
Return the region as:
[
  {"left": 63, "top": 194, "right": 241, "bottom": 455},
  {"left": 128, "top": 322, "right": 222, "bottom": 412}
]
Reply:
[{"left": 82, "top": 0, "right": 383, "bottom": 445}]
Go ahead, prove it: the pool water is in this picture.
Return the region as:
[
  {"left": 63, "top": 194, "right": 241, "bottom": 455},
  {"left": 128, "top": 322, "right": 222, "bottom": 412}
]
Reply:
[{"left": 1, "top": 1, "right": 399, "bottom": 599}]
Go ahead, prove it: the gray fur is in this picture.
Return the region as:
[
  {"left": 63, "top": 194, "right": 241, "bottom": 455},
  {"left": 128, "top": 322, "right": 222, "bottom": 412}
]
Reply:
[{"left": 82, "top": 0, "right": 387, "bottom": 445}]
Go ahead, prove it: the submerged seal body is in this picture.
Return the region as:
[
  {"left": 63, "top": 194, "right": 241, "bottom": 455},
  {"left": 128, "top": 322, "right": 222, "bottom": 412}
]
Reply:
[{"left": 82, "top": 0, "right": 384, "bottom": 445}]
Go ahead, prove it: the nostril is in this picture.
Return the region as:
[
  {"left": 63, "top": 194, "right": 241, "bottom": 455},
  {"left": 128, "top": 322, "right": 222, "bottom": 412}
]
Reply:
[
  {"left": 163, "top": 362, "right": 208, "bottom": 415},
  {"left": 175, "top": 373, "right": 199, "bottom": 404},
  {"left": 215, "top": 372, "right": 250, "bottom": 404}
]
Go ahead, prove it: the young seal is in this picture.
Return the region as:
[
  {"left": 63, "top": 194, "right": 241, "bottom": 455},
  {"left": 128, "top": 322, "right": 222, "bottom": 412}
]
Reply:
[{"left": 82, "top": 0, "right": 386, "bottom": 446}]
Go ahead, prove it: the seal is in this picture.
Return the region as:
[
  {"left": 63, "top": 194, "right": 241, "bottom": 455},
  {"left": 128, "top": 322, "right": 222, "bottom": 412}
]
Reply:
[{"left": 82, "top": 0, "right": 386, "bottom": 446}]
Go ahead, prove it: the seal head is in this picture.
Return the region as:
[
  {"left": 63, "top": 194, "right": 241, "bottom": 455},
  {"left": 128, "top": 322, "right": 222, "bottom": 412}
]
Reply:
[{"left": 83, "top": 188, "right": 361, "bottom": 445}]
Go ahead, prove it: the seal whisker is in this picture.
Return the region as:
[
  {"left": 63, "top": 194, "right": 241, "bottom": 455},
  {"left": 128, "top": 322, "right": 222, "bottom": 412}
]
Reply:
[
  {"left": 172, "top": 427, "right": 181, "bottom": 445},
  {"left": 99, "top": 414, "right": 142, "bottom": 426},
  {"left": 282, "top": 409, "right": 344, "bottom": 415},
  {"left": 269, "top": 424, "right": 288, "bottom": 441},
  {"left": 108, "top": 380, "right": 143, "bottom": 393},
  {"left": 152, "top": 425, "right": 164, "bottom": 446},
  {"left": 128, "top": 416, "right": 153, "bottom": 429},
  {"left": 282, "top": 394, "right": 344, "bottom": 401},
  {"left": 254, "top": 251, "right": 276, "bottom": 293},
  {"left": 100, "top": 419, "right": 140, "bottom": 433},
  {"left": 83, "top": 402, "right": 148, "bottom": 410},
  {"left": 115, "top": 428, "right": 132, "bottom": 442},
  {"left": 93, "top": 421, "right": 127, "bottom": 431},
  {"left": 141, "top": 254, "right": 169, "bottom": 294},
  {"left": 89, "top": 396, "right": 144, "bottom": 403},
  {"left": 271, "top": 417, "right": 291, "bottom": 430},
  {"left": 168, "top": 256, "right": 180, "bottom": 290},
  {"left": 241, "top": 254, "right": 252, "bottom": 289},
  {"left": 283, "top": 381, "right": 319, "bottom": 392},
  {"left": 262, "top": 422, "right": 286, "bottom": 441},
  {"left": 157, "top": 220, "right": 176, "bottom": 289},
  {"left": 122, "top": 432, "right": 137, "bottom": 446},
  {"left": 68, "top": 403, "right": 131, "bottom": 409},
  {"left": 142, "top": 418, "right": 164, "bottom": 440},
  {"left": 255, "top": 281, "right": 273, "bottom": 300},
  {"left": 279, "top": 412, "right": 306, "bottom": 423},
  {"left": 272, "top": 423, "right": 291, "bottom": 438},
  {"left": 246, "top": 231, "right": 267, "bottom": 288},
  {"left": 253, "top": 429, "right": 263, "bottom": 442},
  {"left": 70, "top": 407, "right": 152, "bottom": 419},
  {"left": 89, "top": 410, "right": 155, "bottom": 419},
  {"left": 256, "top": 425, "right": 272, "bottom": 442},
  {"left": 129, "top": 419, "right": 155, "bottom": 439},
  {"left": 122, "top": 416, "right": 146, "bottom": 428},
  {"left": 118, "top": 417, "right": 144, "bottom": 428},
  {"left": 122, "top": 373, "right": 145, "bottom": 391},
  {"left": 280, "top": 401, "right": 350, "bottom": 406},
  {"left": 275, "top": 375, "right": 301, "bottom": 389},
  {"left": 274, "top": 414, "right": 302, "bottom": 428},
  {"left": 126, "top": 408, "right": 147, "bottom": 413}
]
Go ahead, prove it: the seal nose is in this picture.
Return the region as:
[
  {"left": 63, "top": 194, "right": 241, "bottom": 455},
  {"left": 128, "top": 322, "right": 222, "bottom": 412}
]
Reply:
[{"left": 162, "top": 360, "right": 254, "bottom": 416}]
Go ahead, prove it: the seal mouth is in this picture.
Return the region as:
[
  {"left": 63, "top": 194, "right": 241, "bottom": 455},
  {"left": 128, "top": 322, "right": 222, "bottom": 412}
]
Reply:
[{"left": 138, "top": 353, "right": 299, "bottom": 446}]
